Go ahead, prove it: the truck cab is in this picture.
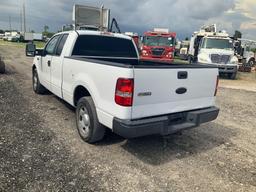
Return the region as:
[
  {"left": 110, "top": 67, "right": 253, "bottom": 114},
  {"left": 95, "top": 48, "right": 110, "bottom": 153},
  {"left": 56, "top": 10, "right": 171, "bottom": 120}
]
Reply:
[
  {"left": 235, "top": 39, "right": 256, "bottom": 67},
  {"left": 140, "top": 28, "right": 176, "bottom": 63},
  {"left": 26, "top": 30, "right": 219, "bottom": 143},
  {"left": 189, "top": 25, "right": 238, "bottom": 79}
]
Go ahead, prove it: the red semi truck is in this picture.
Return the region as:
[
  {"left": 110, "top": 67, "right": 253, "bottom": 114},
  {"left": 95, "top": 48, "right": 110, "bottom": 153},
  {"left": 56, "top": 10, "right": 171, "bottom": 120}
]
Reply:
[{"left": 140, "top": 28, "right": 176, "bottom": 63}]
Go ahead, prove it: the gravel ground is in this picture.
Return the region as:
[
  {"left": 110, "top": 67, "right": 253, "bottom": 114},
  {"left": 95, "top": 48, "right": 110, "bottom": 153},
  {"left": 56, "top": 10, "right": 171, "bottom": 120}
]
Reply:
[{"left": 0, "top": 44, "right": 255, "bottom": 192}]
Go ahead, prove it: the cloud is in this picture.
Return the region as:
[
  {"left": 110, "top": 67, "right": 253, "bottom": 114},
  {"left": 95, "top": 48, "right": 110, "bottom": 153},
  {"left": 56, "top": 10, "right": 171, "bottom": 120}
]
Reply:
[{"left": 0, "top": 0, "right": 255, "bottom": 40}]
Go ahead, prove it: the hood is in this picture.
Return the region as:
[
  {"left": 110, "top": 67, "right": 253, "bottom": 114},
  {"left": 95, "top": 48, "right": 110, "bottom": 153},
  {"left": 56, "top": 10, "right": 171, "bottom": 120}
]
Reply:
[{"left": 200, "top": 48, "right": 234, "bottom": 56}]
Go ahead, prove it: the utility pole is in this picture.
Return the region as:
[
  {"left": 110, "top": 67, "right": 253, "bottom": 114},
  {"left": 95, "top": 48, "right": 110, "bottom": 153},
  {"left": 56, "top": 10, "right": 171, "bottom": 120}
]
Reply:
[
  {"left": 23, "top": 0, "right": 26, "bottom": 32},
  {"left": 9, "top": 16, "right": 12, "bottom": 31},
  {"left": 20, "top": 9, "right": 23, "bottom": 32}
]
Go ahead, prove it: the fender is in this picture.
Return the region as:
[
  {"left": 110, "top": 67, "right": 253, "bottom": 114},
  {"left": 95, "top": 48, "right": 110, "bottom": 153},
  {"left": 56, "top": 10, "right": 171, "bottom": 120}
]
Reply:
[{"left": 72, "top": 73, "right": 99, "bottom": 108}]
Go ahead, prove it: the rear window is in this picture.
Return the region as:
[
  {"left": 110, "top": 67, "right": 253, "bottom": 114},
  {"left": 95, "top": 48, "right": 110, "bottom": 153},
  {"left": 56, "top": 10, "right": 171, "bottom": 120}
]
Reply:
[{"left": 72, "top": 35, "right": 137, "bottom": 58}]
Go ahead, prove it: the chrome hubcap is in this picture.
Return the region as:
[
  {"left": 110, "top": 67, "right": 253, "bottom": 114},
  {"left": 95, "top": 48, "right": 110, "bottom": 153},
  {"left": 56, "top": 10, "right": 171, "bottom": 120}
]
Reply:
[{"left": 78, "top": 106, "right": 90, "bottom": 138}]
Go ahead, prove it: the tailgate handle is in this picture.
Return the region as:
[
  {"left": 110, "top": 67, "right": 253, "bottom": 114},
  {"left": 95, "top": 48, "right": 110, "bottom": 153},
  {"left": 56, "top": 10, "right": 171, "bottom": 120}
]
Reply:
[
  {"left": 176, "top": 87, "right": 187, "bottom": 94},
  {"left": 178, "top": 71, "right": 188, "bottom": 79}
]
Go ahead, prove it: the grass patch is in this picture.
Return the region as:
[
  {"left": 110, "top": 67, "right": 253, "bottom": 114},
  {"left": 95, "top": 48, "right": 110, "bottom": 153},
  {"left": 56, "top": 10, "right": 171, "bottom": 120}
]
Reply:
[{"left": 0, "top": 39, "right": 45, "bottom": 49}]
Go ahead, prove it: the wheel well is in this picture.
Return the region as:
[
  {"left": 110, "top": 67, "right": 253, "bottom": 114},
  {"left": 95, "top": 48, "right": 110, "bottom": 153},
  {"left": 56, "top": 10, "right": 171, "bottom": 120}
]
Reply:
[{"left": 73, "top": 86, "right": 91, "bottom": 106}]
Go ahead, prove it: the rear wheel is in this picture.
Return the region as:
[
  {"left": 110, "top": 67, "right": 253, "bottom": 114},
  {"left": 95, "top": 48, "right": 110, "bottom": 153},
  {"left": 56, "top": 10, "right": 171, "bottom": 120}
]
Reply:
[
  {"left": 76, "top": 97, "right": 105, "bottom": 143},
  {"left": 188, "top": 56, "right": 193, "bottom": 64},
  {"left": 0, "top": 60, "right": 5, "bottom": 74},
  {"left": 32, "top": 68, "right": 46, "bottom": 94},
  {"left": 248, "top": 59, "right": 255, "bottom": 67}
]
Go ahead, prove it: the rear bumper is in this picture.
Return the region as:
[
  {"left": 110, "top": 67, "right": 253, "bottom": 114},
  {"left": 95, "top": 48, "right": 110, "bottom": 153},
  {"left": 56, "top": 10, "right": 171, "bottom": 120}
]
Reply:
[
  {"left": 198, "top": 62, "right": 238, "bottom": 73},
  {"left": 217, "top": 65, "right": 238, "bottom": 73},
  {"left": 113, "top": 107, "right": 219, "bottom": 138}
]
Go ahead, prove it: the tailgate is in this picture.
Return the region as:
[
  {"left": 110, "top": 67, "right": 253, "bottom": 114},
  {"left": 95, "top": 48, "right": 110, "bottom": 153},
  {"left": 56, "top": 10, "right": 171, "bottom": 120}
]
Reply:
[{"left": 132, "top": 67, "right": 218, "bottom": 119}]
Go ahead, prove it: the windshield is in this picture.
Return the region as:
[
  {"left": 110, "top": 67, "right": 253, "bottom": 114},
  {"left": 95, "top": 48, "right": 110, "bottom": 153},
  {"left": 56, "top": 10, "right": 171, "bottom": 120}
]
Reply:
[
  {"left": 202, "top": 38, "right": 233, "bottom": 50},
  {"left": 143, "top": 36, "right": 175, "bottom": 47}
]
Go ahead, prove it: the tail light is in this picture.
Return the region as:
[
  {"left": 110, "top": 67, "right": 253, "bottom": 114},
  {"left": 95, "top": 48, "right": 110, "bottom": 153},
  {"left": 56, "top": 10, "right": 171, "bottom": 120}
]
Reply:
[
  {"left": 214, "top": 76, "right": 219, "bottom": 96},
  {"left": 115, "top": 78, "right": 134, "bottom": 106}
]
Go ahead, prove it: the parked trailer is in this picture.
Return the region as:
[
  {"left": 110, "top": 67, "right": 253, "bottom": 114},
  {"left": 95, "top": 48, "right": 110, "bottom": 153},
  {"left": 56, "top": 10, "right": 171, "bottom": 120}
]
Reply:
[
  {"left": 22, "top": 32, "right": 43, "bottom": 42},
  {"left": 73, "top": 4, "right": 110, "bottom": 31},
  {"left": 33, "top": 33, "right": 43, "bottom": 41},
  {"left": 24, "top": 32, "right": 33, "bottom": 41}
]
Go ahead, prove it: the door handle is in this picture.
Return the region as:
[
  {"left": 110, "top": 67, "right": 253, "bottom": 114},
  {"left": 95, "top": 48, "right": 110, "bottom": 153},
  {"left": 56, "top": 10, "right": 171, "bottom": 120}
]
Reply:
[{"left": 47, "top": 60, "right": 51, "bottom": 67}]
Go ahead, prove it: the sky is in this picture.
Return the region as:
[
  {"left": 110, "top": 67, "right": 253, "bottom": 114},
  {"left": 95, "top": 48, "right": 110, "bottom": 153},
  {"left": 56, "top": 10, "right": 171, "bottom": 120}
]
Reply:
[{"left": 0, "top": 0, "right": 255, "bottom": 40}]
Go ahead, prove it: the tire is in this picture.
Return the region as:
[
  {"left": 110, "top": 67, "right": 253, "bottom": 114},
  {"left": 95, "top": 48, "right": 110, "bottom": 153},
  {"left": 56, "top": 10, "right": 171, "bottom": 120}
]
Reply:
[
  {"left": 0, "top": 60, "right": 5, "bottom": 74},
  {"left": 32, "top": 68, "right": 46, "bottom": 94},
  {"left": 228, "top": 72, "right": 237, "bottom": 80},
  {"left": 76, "top": 97, "right": 105, "bottom": 143},
  {"left": 248, "top": 59, "right": 255, "bottom": 67},
  {"left": 188, "top": 56, "right": 193, "bottom": 64}
]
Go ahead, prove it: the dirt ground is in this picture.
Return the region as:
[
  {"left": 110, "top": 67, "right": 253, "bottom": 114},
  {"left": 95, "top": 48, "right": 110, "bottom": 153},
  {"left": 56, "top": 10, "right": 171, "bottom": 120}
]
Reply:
[{"left": 0, "top": 43, "right": 256, "bottom": 192}]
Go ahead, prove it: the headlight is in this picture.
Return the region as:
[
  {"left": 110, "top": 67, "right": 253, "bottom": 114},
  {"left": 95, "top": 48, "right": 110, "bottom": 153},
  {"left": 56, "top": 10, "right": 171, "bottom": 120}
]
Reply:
[
  {"left": 230, "top": 56, "right": 238, "bottom": 64},
  {"left": 142, "top": 50, "right": 149, "bottom": 56},
  {"left": 198, "top": 54, "right": 211, "bottom": 63}
]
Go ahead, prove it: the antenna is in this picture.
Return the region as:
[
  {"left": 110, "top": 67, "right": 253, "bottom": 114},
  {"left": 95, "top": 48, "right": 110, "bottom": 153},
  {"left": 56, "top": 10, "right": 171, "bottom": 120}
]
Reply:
[{"left": 23, "top": 0, "right": 26, "bottom": 32}]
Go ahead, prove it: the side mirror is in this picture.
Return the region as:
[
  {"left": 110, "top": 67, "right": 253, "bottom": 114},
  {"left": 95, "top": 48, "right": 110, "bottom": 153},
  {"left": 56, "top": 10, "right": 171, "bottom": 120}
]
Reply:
[{"left": 26, "top": 43, "right": 36, "bottom": 57}]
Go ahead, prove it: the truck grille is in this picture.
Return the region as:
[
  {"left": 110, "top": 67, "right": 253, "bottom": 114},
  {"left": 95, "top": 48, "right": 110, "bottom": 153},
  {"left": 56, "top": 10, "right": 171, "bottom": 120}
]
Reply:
[
  {"left": 210, "top": 54, "right": 230, "bottom": 64},
  {"left": 151, "top": 48, "right": 165, "bottom": 56}
]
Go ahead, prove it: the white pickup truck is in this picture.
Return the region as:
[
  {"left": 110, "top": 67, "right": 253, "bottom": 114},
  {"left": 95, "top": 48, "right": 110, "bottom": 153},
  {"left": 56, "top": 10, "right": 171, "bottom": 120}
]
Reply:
[{"left": 26, "top": 30, "right": 219, "bottom": 143}]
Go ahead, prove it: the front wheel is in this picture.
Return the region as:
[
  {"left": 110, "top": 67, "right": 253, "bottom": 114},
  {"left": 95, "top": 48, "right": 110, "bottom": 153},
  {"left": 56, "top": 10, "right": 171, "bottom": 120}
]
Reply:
[
  {"left": 32, "top": 68, "right": 46, "bottom": 94},
  {"left": 0, "top": 60, "right": 5, "bottom": 74},
  {"left": 188, "top": 56, "right": 193, "bottom": 64},
  {"left": 248, "top": 59, "right": 255, "bottom": 67},
  {"left": 76, "top": 97, "right": 105, "bottom": 143}
]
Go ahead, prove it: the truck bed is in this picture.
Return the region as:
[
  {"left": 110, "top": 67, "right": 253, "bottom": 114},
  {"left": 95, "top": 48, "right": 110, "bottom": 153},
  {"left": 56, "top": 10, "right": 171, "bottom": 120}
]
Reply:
[{"left": 66, "top": 56, "right": 217, "bottom": 69}]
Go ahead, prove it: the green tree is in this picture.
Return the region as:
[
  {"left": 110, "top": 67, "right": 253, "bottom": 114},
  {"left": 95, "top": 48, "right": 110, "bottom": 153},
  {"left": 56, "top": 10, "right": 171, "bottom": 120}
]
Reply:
[
  {"left": 251, "top": 48, "right": 256, "bottom": 53},
  {"left": 44, "top": 25, "right": 49, "bottom": 33}
]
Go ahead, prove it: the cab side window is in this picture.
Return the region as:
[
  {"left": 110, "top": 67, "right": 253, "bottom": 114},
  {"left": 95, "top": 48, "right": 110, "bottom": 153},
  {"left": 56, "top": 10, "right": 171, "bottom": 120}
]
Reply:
[
  {"left": 56, "top": 34, "right": 68, "bottom": 56},
  {"left": 45, "top": 35, "right": 60, "bottom": 55}
]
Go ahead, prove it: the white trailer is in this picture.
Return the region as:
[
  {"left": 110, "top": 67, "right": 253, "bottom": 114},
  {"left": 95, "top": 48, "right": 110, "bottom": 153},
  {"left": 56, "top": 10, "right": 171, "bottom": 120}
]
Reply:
[
  {"left": 33, "top": 33, "right": 43, "bottom": 41},
  {"left": 24, "top": 32, "right": 33, "bottom": 41}
]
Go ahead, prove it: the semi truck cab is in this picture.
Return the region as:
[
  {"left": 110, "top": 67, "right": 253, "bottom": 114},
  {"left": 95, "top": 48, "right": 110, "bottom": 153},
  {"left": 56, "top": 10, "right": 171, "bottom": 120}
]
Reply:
[
  {"left": 140, "top": 29, "right": 176, "bottom": 63},
  {"left": 189, "top": 25, "right": 238, "bottom": 79}
]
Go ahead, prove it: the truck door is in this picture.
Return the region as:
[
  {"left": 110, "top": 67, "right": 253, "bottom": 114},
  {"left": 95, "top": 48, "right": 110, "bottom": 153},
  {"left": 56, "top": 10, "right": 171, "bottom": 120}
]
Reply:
[
  {"left": 41, "top": 35, "right": 61, "bottom": 91},
  {"left": 50, "top": 34, "right": 69, "bottom": 98}
]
